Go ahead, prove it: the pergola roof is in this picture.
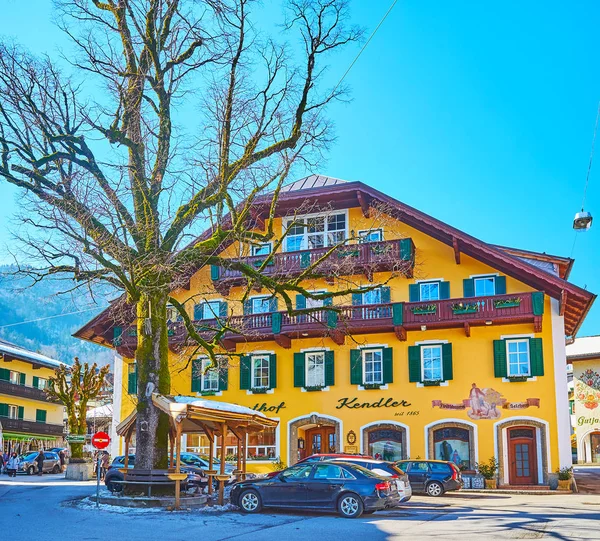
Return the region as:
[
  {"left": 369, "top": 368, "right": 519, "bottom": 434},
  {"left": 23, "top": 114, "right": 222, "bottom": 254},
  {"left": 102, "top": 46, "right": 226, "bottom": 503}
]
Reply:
[{"left": 116, "top": 394, "right": 278, "bottom": 440}]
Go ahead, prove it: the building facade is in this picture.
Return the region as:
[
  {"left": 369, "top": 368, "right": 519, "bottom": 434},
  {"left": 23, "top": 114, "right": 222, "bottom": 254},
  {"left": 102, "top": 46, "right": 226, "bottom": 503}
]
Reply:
[
  {"left": 0, "top": 339, "right": 65, "bottom": 453},
  {"left": 566, "top": 336, "right": 600, "bottom": 464},
  {"left": 76, "top": 176, "right": 594, "bottom": 486}
]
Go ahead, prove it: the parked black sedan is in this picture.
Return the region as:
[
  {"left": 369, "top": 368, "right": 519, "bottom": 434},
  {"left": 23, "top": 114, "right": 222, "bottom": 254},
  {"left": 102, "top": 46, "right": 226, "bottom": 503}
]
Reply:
[{"left": 231, "top": 461, "right": 400, "bottom": 518}]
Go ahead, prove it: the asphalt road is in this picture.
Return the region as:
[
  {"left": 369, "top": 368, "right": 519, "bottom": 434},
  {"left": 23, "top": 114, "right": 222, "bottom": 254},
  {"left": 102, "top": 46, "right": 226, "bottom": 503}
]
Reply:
[
  {"left": 1, "top": 474, "right": 600, "bottom": 541},
  {"left": 574, "top": 466, "right": 600, "bottom": 494}
]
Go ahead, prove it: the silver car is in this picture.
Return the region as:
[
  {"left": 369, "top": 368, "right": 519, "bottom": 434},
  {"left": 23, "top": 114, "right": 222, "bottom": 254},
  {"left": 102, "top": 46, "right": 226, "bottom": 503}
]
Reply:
[{"left": 20, "top": 451, "right": 62, "bottom": 474}]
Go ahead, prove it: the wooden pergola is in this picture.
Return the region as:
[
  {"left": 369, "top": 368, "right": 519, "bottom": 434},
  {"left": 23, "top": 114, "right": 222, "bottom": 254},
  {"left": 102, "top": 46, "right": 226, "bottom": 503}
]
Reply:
[{"left": 116, "top": 394, "right": 279, "bottom": 508}]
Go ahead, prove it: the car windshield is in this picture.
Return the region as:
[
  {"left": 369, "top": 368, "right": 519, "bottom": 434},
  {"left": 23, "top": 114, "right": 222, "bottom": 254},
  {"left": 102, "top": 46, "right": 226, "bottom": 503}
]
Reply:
[
  {"left": 334, "top": 462, "right": 381, "bottom": 478},
  {"left": 22, "top": 452, "right": 37, "bottom": 460}
]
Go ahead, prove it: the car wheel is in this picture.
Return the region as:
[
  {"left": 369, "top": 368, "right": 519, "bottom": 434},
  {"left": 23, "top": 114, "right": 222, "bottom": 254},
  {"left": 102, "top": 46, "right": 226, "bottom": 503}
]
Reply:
[
  {"left": 52, "top": 465, "right": 60, "bottom": 474},
  {"left": 338, "top": 493, "right": 364, "bottom": 518},
  {"left": 239, "top": 489, "right": 262, "bottom": 513},
  {"left": 27, "top": 466, "right": 35, "bottom": 475},
  {"left": 426, "top": 481, "right": 444, "bottom": 497},
  {"left": 106, "top": 479, "right": 123, "bottom": 493}
]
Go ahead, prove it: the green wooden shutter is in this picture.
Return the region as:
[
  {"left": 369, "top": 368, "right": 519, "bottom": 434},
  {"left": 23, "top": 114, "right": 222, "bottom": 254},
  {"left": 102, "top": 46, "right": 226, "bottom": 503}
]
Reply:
[
  {"left": 294, "top": 353, "right": 305, "bottom": 388},
  {"left": 0, "top": 403, "right": 8, "bottom": 417},
  {"left": 240, "top": 356, "right": 251, "bottom": 390},
  {"left": 33, "top": 376, "right": 39, "bottom": 389},
  {"left": 269, "top": 354, "right": 277, "bottom": 389},
  {"left": 0, "top": 368, "right": 9, "bottom": 381},
  {"left": 300, "top": 252, "right": 311, "bottom": 269},
  {"left": 532, "top": 292, "right": 545, "bottom": 316},
  {"left": 219, "top": 363, "right": 228, "bottom": 391},
  {"left": 352, "top": 292, "right": 362, "bottom": 305},
  {"left": 380, "top": 286, "right": 391, "bottom": 304},
  {"left": 19, "top": 373, "right": 25, "bottom": 386},
  {"left": 210, "top": 265, "right": 220, "bottom": 280},
  {"left": 350, "top": 349, "right": 363, "bottom": 385},
  {"left": 326, "top": 310, "right": 338, "bottom": 329},
  {"left": 440, "top": 281, "right": 451, "bottom": 300},
  {"left": 296, "top": 295, "right": 306, "bottom": 310},
  {"left": 219, "top": 302, "right": 228, "bottom": 318},
  {"left": 194, "top": 303, "right": 204, "bottom": 320},
  {"left": 399, "top": 238, "right": 413, "bottom": 261},
  {"left": 113, "top": 326, "right": 122, "bottom": 346},
  {"left": 128, "top": 364, "right": 137, "bottom": 394},
  {"left": 493, "top": 340, "right": 507, "bottom": 378},
  {"left": 36, "top": 409, "right": 46, "bottom": 423},
  {"left": 17, "top": 406, "right": 24, "bottom": 420},
  {"left": 495, "top": 276, "right": 507, "bottom": 295},
  {"left": 325, "top": 351, "right": 335, "bottom": 386},
  {"left": 382, "top": 347, "right": 393, "bottom": 384},
  {"left": 191, "top": 359, "right": 202, "bottom": 393},
  {"left": 409, "top": 284, "right": 420, "bottom": 302},
  {"left": 529, "top": 338, "right": 544, "bottom": 376},
  {"left": 408, "top": 346, "right": 422, "bottom": 383},
  {"left": 463, "top": 278, "right": 475, "bottom": 298},
  {"left": 269, "top": 297, "right": 278, "bottom": 312},
  {"left": 243, "top": 299, "right": 252, "bottom": 315},
  {"left": 271, "top": 312, "right": 282, "bottom": 334},
  {"left": 442, "top": 343, "right": 453, "bottom": 381},
  {"left": 392, "top": 303, "right": 404, "bottom": 325}
]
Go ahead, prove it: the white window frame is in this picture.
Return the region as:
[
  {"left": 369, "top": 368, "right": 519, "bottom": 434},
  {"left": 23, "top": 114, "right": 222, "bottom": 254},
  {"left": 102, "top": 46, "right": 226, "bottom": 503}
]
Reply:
[
  {"left": 198, "top": 299, "right": 222, "bottom": 320},
  {"left": 7, "top": 404, "right": 18, "bottom": 419},
  {"left": 9, "top": 371, "right": 20, "bottom": 385},
  {"left": 358, "top": 228, "right": 383, "bottom": 243},
  {"left": 361, "top": 287, "right": 382, "bottom": 306},
  {"left": 35, "top": 377, "right": 48, "bottom": 390},
  {"left": 200, "top": 358, "right": 219, "bottom": 392},
  {"left": 419, "top": 281, "right": 441, "bottom": 301},
  {"left": 283, "top": 210, "right": 349, "bottom": 252},
  {"left": 305, "top": 289, "right": 326, "bottom": 309},
  {"left": 506, "top": 339, "right": 531, "bottom": 377},
  {"left": 251, "top": 355, "right": 270, "bottom": 390},
  {"left": 251, "top": 296, "right": 271, "bottom": 314},
  {"left": 251, "top": 242, "right": 272, "bottom": 256},
  {"left": 362, "top": 348, "right": 383, "bottom": 385},
  {"left": 473, "top": 276, "right": 496, "bottom": 296},
  {"left": 421, "top": 345, "right": 443, "bottom": 382},
  {"left": 305, "top": 351, "right": 326, "bottom": 388}
]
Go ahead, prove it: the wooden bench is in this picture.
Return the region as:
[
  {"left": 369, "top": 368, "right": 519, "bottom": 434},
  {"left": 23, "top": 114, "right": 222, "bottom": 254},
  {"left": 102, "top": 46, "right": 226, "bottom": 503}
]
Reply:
[{"left": 115, "top": 469, "right": 187, "bottom": 497}]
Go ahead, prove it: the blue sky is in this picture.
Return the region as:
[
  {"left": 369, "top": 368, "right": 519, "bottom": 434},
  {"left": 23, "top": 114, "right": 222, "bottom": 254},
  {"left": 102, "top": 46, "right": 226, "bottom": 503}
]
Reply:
[{"left": 1, "top": 0, "right": 600, "bottom": 335}]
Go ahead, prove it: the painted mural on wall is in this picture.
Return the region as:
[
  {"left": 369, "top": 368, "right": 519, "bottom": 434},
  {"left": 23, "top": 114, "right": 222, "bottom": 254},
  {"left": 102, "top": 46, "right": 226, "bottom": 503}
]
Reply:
[
  {"left": 432, "top": 383, "right": 541, "bottom": 420},
  {"left": 575, "top": 369, "right": 600, "bottom": 410}
]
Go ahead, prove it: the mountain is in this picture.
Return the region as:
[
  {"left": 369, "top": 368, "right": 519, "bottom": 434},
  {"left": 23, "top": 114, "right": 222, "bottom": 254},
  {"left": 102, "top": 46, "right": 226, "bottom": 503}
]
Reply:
[{"left": 0, "top": 265, "right": 115, "bottom": 367}]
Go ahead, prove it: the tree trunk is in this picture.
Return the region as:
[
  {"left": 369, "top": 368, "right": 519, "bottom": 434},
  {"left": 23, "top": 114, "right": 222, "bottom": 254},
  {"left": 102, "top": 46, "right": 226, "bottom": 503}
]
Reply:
[{"left": 134, "top": 290, "right": 171, "bottom": 469}]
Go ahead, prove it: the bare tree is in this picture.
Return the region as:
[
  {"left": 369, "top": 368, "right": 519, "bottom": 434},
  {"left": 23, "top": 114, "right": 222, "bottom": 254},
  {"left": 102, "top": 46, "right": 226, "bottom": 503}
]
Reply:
[{"left": 0, "top": 0, "right": 385, "bottom": 471}]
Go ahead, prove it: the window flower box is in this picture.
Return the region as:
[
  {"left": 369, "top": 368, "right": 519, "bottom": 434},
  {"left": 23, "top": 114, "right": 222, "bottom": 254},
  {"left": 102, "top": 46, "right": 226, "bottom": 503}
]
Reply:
[
  {"left": 251, "top": 388, "right": 269, "bottom": 394},
  {"left": 304, "top": 385, "right": 325, "bottom": 392},
  {"left": 451, "top": 302, "right": 479, "bottom": 315},
  {"left": 200, "top": 391, "right": 217, "bottom": 396},
  {"left": 494, "top": 297, "right": 522, "bottom": 309},
  {"left": 370, "top": 244, "right": 392, "bottom": 256},
  {"left": 506, "top": 375, "right": 528, "bottom": 382},
  {"left": 363, "top": 383, "right": 382, "bottom": 390},
  {"left": 337, "top": 248, "right": 360, "bottom": 258},
  {"left": 423, "top": 379, "right": 443, "bottom": 387},
  {"left": 411, "top": 304, "right": 437, "bottom": 315}
]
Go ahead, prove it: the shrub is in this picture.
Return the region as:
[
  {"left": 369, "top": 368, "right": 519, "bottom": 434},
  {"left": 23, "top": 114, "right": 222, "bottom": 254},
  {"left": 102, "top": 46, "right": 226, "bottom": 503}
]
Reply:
[{"left": 475, "top": 457, "right": 499, "bottom": 480}]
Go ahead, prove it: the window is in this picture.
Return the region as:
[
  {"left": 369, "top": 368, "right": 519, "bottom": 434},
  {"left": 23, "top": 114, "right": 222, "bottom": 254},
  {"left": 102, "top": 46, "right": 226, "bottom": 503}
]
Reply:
[
  {"left": 8, "top": 404, "right": 18, "bottom": 419},
  {"left": 358, "top": 229, "right": 383, "bottom": 242},
  {"left": 252, "top": 355, "right": 270, "bottom": 390},
  {"left": 433, "top": 427, "right": 471, "bottom": 469},
  {"left": 281, "top": 464, "right": 313, "bottom": 480},
  {"left": 251, "top": 297, "right": 271, "bottom": 314},
  {"left": 363, "top": 349, "right": 383, "bottom": 385},
  {"left": 34, "top": 377, "right": 47, "bottom": 390},
  {"left": 411, "top": 462, "right": 429, "bottom": 472},
  {"left": 362, "top": 288, "right": 382, "bottom": 305},
  {"left": 367, "top": 427, "right": 404, "bottom": 461},
  {"left": 420, "top": 282, "right": 440, "bottom": 301},
  {"left": 314, "top": 464, "right": 344, "bottom": 479},
  {"left": 306, "top": 293, "right": 325, "bottom": 309},
  {"left": 507, "top": 339, "right": 530, "bottom": 376},
  {"left": 200, "top": 301, "right": 221, "bottom": 320},
  {"left": 200, "top": 358, "right": 219, "bottom": 392},
  {"left": 474, "top": 276, "right": 495, "bottom": 296},
  {"left": 421, "top": 345, "right": 443, "bottom": 381},
  {"left": 251, "top": 243, "right": 271, "bottom": 256},
  {"left": 247, "top": 427, "right": 277, "bottom": 460},
  {"left": 9, "top": 371, "right": 21, "bottom": 385},
  {"left": 284, "top": 212, "right": 347, "bottom": 252},
  {"left": 306, "top": 352, "right": 325, "bottom": 388},
  {"left": 166, "top": 304, "right": 182, "bottom": 323}
]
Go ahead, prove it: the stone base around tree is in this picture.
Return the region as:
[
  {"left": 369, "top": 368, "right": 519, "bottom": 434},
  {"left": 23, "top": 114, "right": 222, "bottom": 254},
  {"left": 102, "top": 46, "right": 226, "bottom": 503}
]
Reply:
[
  {"left": 65, "top": 462, "right": 93, "bottom": 481},
  {"left": 98, "top": 493, "right": 209, "bottom": 508}
]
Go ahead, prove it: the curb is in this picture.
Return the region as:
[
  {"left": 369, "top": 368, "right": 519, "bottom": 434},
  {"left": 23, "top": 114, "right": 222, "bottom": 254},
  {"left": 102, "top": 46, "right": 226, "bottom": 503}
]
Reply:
[{"left": 461, "top": 489, "right": 569, "bottom": 496}]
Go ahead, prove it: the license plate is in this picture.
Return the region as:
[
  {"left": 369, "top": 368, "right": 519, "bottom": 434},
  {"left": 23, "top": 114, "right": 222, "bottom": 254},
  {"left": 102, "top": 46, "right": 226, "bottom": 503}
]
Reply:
[{"left": 390, "top": 481, "right": 398, "bottom": 491}]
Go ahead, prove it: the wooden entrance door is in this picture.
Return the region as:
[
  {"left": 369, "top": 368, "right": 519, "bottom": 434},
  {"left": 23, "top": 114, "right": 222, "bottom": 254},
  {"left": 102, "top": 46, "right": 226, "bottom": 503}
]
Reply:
[
  {"left": 305, "top": 426, "right": 336, "bottom": 456},
  {"left": 508, "top": 427, "right": 537, "bottom": 485}
]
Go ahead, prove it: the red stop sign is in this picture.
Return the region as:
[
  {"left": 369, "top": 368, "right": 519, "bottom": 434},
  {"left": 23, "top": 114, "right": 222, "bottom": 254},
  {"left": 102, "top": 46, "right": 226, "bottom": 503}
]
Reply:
[{"left": 92, "top": 431, "right": 111, "bottom": 450}]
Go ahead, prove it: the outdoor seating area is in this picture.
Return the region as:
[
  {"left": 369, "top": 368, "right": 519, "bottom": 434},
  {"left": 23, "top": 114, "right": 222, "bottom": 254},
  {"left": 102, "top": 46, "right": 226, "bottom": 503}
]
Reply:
[{"left": 116, "top": 394, "right": 279, "bottom": 508}]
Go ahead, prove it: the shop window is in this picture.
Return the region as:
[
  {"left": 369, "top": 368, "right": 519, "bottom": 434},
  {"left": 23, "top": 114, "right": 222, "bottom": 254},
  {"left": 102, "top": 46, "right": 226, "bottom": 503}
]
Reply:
[
  {"left": 433, "top": 427, "right": 471, "bottom": 469},
  {"left": 591, "top": 433, "right": 600, "bottom": 464},
  {"left": 188, "top": 428, "right": 277, "bottom": 462},
  {"left": 367, "top": 428, "right": 404, "bottom": 461}
]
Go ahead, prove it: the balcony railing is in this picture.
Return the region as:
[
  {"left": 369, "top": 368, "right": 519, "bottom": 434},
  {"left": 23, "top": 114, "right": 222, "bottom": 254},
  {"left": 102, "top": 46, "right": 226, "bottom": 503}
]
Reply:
[
  {"left": 0, "top": 416, "right": 64, "bottom": 437},
  {"left": 0, "top": 379, "right": 50, "bottom": 403},
  {"left": 114, "top": 291, "right": 543, "bottom": 353},
  {"left": 211, "top": 238, "right": 415, "bottom": 292}
]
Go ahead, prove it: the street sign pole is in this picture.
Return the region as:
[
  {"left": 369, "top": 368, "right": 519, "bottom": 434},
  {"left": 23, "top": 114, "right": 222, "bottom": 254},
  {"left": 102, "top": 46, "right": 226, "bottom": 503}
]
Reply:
[
  {"left": 91, "top": 431, "right": 111, "bottom": 508},
  {"left": 96, "top": 454, "right": 101, "bottom": 508}
]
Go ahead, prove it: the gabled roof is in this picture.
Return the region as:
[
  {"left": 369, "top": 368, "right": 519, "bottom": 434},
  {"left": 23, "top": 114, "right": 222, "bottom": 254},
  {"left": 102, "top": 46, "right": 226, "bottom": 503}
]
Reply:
[
  {"left": 0, "top": 337, "right": 64, "bottom": 369},
  {"left": 566, "top": 335, "right": 600, "bottom": 361},
  {"left": 493, "top": 245, "right": 574, "bottom": 280},
  {"left": 74, "top": 176, "right": 595, "bottom": 342}
]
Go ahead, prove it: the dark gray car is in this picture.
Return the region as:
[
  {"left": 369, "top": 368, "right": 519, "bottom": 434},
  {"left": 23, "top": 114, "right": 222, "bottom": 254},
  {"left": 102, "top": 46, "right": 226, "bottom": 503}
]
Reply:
[{"left": 20, "top": 451, "right": 61, "bottom": 474}]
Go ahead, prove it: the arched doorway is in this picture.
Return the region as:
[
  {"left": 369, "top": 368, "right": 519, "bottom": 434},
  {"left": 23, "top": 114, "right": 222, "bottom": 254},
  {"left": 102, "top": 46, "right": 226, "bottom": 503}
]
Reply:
[
  {"left": 361, "top": 422, "right": 408, "bottom": 461},
  {"left": 586, "top": 431, "right": 600, "bottom": 464},
  {"left": 288, "top": 414, "right": 341, "bottom": 465},
  {"left": 426, "top": 420, "right": 476, "bottom": 470}
]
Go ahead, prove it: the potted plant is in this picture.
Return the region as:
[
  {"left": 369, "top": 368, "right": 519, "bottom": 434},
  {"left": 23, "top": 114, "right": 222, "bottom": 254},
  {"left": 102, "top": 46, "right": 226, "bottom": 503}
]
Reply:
[
  {"left": 411, "top": 303, "right": 437, "bottom": 315},
  {"left": 451, "top": 302, "right": 479, "bottom": 315},
  {"left": 493, "top": 297, "right": 522, "bottom": 309},
  {"left": 556, "top": 466, "right": 573, "bottom": 491},
  {"left": 476, "top": 457, "right": 499, "bottom": 489}
]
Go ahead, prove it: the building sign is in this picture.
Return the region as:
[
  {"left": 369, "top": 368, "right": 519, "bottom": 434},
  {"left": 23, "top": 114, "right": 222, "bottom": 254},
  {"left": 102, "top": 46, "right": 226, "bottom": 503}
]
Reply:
[
  {"left": 336, "top": 397, "right": 412, "bottom": 410},
  {"left": 432, "top": 383, "right": 540, "bottom": 420},
  {"left": 253, "top": 401, "right": 286, "bottom": 414}
]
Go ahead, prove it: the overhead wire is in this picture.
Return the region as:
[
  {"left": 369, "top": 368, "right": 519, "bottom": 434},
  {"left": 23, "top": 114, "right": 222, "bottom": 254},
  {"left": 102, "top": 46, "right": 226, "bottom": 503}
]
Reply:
[{"left": 0, "top": 306, "right": 108, "bottom": 329}]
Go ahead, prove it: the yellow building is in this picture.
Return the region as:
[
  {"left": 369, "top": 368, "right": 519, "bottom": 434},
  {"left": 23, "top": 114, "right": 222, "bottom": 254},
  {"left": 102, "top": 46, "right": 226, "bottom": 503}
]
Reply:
[
  {"left": 0, "top": 339, "right": 65, "bottom": 453},
  {"left": 76, "top": 176, "right": 594, "bottom": 487},
  {"left": 566, "top": 336, "right": 600, "bottom": 464}
]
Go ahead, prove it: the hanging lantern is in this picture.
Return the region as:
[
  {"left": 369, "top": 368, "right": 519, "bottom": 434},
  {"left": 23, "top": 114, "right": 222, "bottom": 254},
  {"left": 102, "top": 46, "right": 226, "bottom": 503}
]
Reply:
[{"left": 573, "top": 210, "right": 593, "bottom": 231}]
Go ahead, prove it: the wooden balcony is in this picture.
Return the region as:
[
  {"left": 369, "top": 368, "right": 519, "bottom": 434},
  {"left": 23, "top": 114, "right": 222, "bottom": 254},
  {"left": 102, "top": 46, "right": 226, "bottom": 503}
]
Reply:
[
  {"left": 210, "top": 238, "right": 415, "bottom": 294},
  {"left": 0, "top": 379, "right": 50, "bottom": 403},
  {"left": 113, "top": 292, "right": 543, "bottom": 354},
  {"left": 0, "top": 416, "right": 64, "bottom": 437}
]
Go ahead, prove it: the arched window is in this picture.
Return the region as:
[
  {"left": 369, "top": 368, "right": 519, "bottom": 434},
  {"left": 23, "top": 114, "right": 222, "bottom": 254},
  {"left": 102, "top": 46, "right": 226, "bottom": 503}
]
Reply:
[
  {"left": 362, "top": 424, "right": 406, "bottom": 461},
  {"left": 433, "top": 427, "right": 471, "bottom": 469}
]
